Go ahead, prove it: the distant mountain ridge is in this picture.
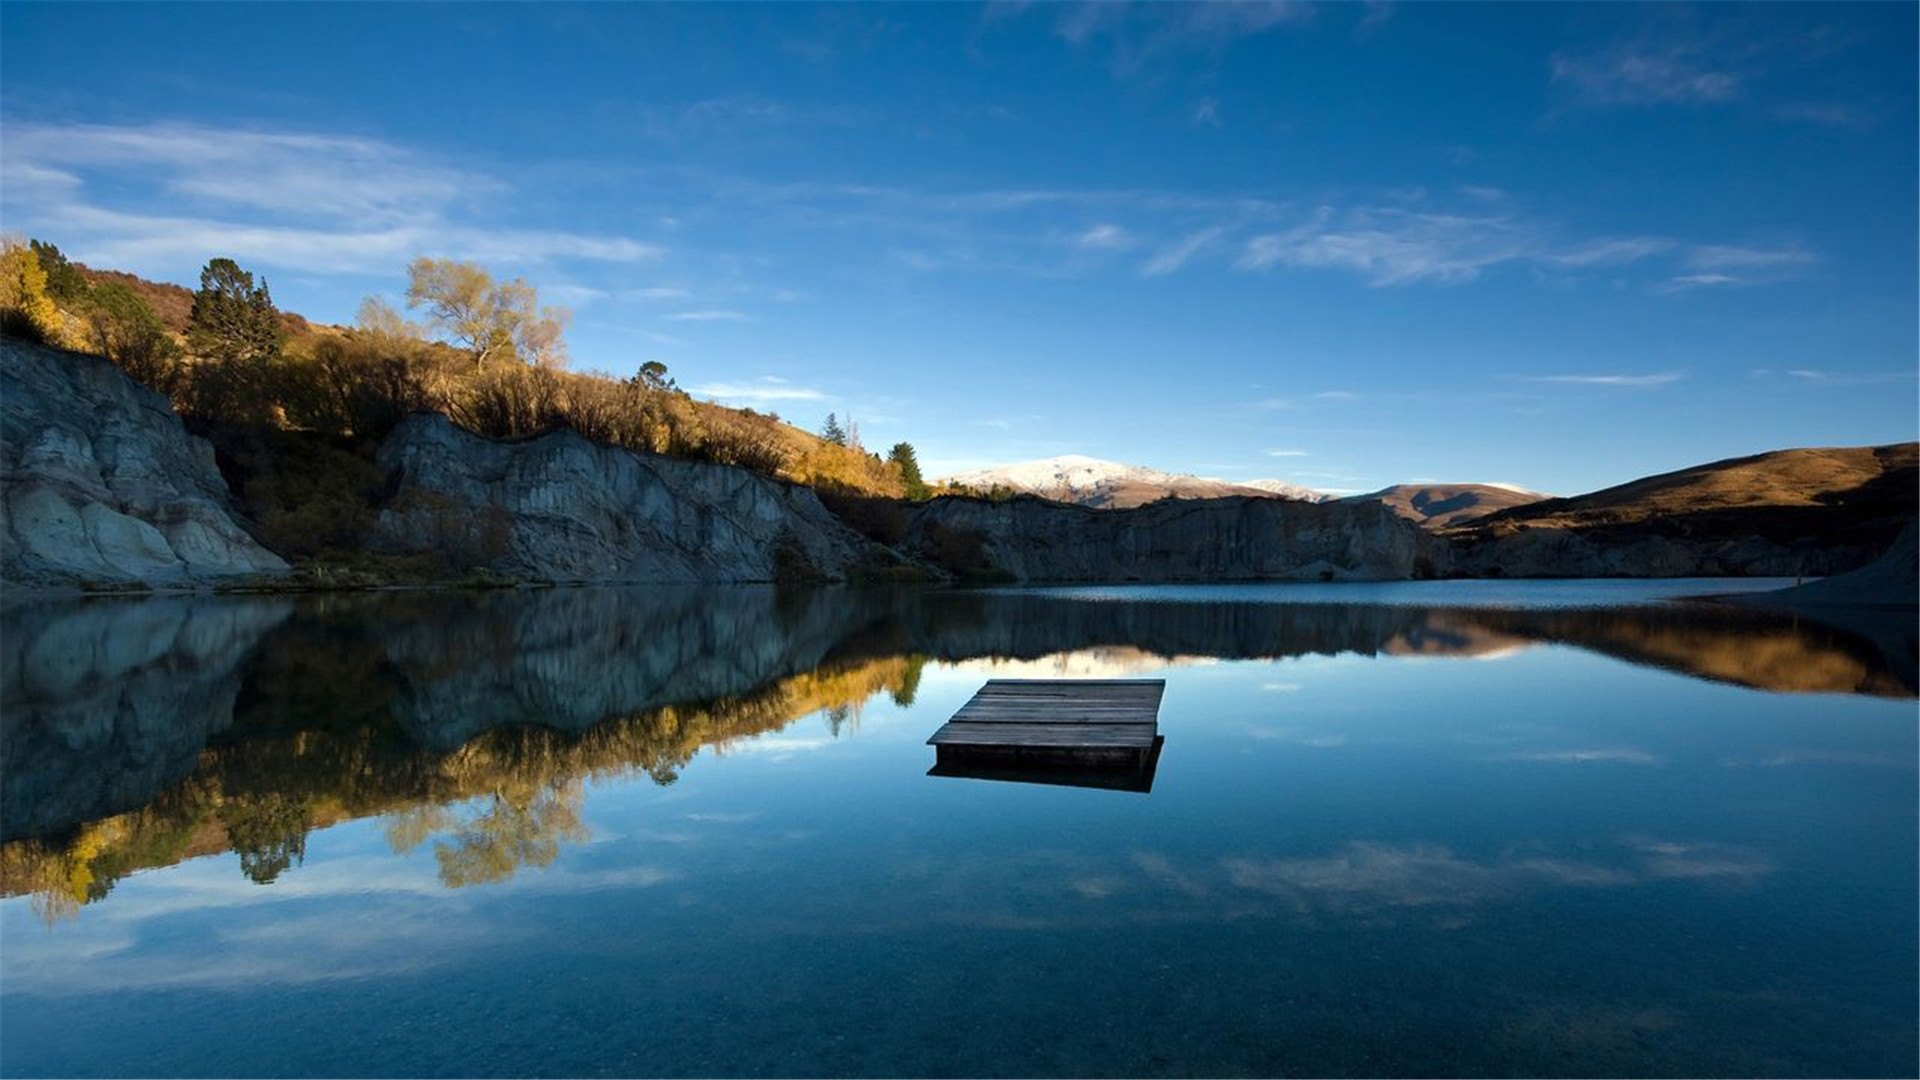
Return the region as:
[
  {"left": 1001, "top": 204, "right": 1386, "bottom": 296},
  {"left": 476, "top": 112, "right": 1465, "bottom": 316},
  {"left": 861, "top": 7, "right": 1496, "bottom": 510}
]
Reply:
[
  {"left": 1342, "top": 483, "right": 1551, "bottom": 529},
  {"left": 938, "top": 456, "right": 1540, "bottom": 516},
  {"left": 939, "top": 455, "right": 1330, "bottom": 509}
]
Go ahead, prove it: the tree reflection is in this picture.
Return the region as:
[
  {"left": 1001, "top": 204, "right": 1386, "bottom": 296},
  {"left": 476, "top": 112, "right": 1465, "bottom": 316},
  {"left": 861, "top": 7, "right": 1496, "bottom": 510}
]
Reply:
[
  {"left": 3, "top": 585, "right": 1909, "bottom": 922},
  {"left": 224, "top": 793, "right": 313, "bottom": 885},
  {"left": 431, "top": 778, "right": 588, "bottom": 888}
]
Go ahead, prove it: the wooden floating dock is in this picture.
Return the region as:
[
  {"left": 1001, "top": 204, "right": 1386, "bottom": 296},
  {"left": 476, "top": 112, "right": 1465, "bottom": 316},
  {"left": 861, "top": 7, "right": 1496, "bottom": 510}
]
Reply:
[{"left": 927, "top": 679, "right": 1166, "bottom": 792}]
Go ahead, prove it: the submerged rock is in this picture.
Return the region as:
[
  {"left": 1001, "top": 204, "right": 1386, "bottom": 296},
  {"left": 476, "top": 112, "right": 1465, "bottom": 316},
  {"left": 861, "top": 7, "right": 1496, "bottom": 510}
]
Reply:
[
  {"left": 370, "top": 413, "right": 900, "bottom": 583},
  {"left": 0, "top": 339, "right": 289, "bottom": 590},
  {"left": 901, "top": 494, "right": 1433, "bottom": 581}
]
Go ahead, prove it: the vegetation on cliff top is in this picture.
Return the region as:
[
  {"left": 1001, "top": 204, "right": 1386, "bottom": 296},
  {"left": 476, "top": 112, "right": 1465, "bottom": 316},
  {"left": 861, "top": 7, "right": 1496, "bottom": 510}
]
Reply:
[
  {"left": 0, "top": 237, "right": 934, "bottom": 504},
  {"left": 1, "top": 237, "right": 975, "bottom": 575}
]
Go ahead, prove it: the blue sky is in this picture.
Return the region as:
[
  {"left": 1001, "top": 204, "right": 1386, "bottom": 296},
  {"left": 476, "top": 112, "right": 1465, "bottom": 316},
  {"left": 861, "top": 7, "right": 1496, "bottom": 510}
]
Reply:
[{"left": 2, "top": 2, "right": 1914, "bottom": 494}]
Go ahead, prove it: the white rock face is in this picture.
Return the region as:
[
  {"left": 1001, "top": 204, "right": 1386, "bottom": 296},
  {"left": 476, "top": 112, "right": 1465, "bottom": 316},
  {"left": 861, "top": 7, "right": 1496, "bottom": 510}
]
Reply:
[
  {"left": 0, "top": 339, "right": 289, "bottom": 590},
  {"left": 371, "top": 414, "right": 898, "bottom": 582},
  {"left": 941, "top": 455, "right": 1328, "bottom": 509}
]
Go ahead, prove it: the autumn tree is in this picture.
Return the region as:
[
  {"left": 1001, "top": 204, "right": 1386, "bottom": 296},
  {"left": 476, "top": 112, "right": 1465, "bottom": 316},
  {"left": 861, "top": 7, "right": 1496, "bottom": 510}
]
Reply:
[
  {"left": 0, "top": 239, "right": 60, "bottom": 342},
  {"left": 355, "top": 295, "right": 424, "bottom": 347},
  {"left": 888, "top": 441, "right": 930, "bottom": 500},
  {"left": 404, "top": 256, "right": 568, "bottom": 370}
]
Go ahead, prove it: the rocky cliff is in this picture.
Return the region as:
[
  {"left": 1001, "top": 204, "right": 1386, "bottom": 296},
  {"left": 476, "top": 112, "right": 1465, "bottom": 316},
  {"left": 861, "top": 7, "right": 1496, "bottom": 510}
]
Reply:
[
  {"left": 901, "top": 494, "right": 1433, "bottom": 581},
  {"left": 370, "top": 413, "right": 901, "bottom": 583},
  {"left": 0, "top": 339, "right": 289, "bottom": 590}
]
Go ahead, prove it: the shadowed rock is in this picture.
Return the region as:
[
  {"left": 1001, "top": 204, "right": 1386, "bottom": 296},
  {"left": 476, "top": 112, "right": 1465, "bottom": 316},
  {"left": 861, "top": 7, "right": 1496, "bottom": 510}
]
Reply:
[
  {"left": 0, "top": 339, "right": 288, "bottom": 589},
  {"left": 902, "top": 495, "right": 1434, "bottom": 581},
  {"left": 370, "top": 414, "right": 900, "bottom": 582}
]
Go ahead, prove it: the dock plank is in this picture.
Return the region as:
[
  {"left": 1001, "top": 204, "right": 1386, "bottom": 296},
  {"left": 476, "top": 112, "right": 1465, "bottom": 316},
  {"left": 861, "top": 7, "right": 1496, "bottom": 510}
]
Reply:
[
  {"left": 927, "top": 678, "right": 1165, "bottom": 753},
  {"left": 930, "top": 723, "right": 1158, "bottom": 747}
]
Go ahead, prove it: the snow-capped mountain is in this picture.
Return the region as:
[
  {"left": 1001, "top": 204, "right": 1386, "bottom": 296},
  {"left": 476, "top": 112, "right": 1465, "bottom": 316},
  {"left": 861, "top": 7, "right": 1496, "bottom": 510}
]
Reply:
[
  {"left": 1238, "top": 478, "right": 1331, "bottom": 502},
  {"left": 939, "top": 455, "right": 1329, "bottom": 509}
]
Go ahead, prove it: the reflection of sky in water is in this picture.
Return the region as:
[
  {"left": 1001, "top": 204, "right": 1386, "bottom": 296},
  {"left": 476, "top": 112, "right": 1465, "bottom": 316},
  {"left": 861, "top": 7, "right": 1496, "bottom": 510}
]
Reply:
[{"left": 1, "top": 590, "right": 1914, "bottom": 1078}]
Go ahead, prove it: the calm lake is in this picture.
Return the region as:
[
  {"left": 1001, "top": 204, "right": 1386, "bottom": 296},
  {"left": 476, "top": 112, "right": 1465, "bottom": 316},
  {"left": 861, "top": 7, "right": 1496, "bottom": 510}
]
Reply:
[{"left": 2, "top": 582, "right": 1914, "bottom": 1078}]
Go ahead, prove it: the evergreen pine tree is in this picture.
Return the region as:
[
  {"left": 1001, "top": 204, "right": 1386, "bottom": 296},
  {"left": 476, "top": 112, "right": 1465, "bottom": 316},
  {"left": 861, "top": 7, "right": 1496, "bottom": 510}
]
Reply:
[
  {"left": 186, "top": 258, "right": 283, "bottom": 420},
  {"left": 28, "top": 240, "right": 90, "bottom": 303},
  {"left": 821, "top": 412, "right": 847, "bottom": 446},
  {"left": 888, "top": 441, "right": 930, "bottom": 500},
  {"left": 187, "top": 258, "right": 282, "bottom": 366}
]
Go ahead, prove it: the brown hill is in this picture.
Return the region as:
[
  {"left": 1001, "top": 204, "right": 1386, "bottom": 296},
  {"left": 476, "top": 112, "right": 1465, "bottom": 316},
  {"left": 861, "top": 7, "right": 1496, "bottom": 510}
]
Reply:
[
  {"left": 1463, "top": 443, "right": 1915, "bottom": 535},
  {"left": 77, "top": 264, "right": 313, "bottom": 336},
  {"left": 1447, "top": 443, "right": 1917, "bottom": 578},
  {"left": 1343, "top": 483, "right": 1548, "bottom": 530}
]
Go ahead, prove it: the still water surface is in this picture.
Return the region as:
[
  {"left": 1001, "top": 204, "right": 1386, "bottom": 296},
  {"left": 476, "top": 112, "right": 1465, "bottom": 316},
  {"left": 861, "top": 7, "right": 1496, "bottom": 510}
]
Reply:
[{"left": 2, "top": 582, "right": 1914, "bottom": 1077}]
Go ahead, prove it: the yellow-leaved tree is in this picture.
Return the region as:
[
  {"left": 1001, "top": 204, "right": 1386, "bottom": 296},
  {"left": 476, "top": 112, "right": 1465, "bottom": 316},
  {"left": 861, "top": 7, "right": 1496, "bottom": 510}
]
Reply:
[
  {"left": 0, "top": 237, "right": 60, "bottom": 343},
  {"left": 404, "top": 256, "right": 569, "bottom": 370}
]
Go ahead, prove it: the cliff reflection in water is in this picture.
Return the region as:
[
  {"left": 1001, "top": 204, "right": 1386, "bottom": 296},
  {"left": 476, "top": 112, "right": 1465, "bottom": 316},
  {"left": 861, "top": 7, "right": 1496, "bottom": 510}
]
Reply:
[{"left": 2, "top": 585, "right": 1910, "bottom": 920}]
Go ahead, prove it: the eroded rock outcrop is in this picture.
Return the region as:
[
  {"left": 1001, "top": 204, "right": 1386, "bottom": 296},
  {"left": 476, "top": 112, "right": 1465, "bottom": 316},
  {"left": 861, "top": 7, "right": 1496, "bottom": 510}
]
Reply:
[
  {"left": 0, "top": 339, "right": 289, "bottom": 589},
  {"left": 370, "top": 414, "right": 901, "bottom": 583},
  {"left": 901, "top": 495, "right": 1434, "bottom": 581},
  {"left": 1736, "top": 521, "right": 1917, "bottom": 609}
]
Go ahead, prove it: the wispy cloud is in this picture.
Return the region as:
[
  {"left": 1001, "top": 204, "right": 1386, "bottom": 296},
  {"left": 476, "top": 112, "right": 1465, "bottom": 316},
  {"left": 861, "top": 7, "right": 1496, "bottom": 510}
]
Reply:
[
  {"left": 688, "top": 377, "right": 828, "bottom": 404},
  {"left": 1653, "top": 245, "right": 1816, "bottom": 293},
  {"left": 604, "top": 95, "right": 870, "bottom": 140},
  {"left": 0, "top": 121, "right": 660, "bottom": 280},
  {"left": 1547, "top": 236, "right": 1676, "bottom": 267},
  {"left": 1233, "top": 202, "right": 1678, "bottom": 286},
  {"left": 1774, "top": 101, "right": 1876, "bottom": 131},
  {"left": 1751, "top": 367, "right": 1918, "bottom": 386},
  {"left": 1192, "top": 97, "right": 1222, "bottom": 127},
  {"left": 1685, "top": 244, "right": 1816, "bottom": 271},
  {"left": 665, "top": 309, "right": 750, "bottom": 322},
  {"left": 1053, "top": 0, "right": 1311, "bottom": 65},
  {"left": 1503, "top": 747, "right": 1661, "bottom": 765},
  {"left": 1526, "top": 371, "right": 1686, "bottom": 388},
  {"left": 1265, "top": 449, "right": 1310, "bottom": 457},
  {"left": 1657, "top": 273, "right": 1743, "bottom": 293},
  {"left": 1139, "top": 226, "right": 1225, "bottom": 278},
  {"left": 645, "top": 170, "right": 1786, "bottom": 294},
  {"left": 1238, "top": 206, "right": 1545, "bottom": 286},
  {"left": 1072, "top": 223, "right": 1134, "bottom": 250},
  {"left": 626, "top": 286, "right": 692, "bottom": 300},
  {"left": 1313, "top": 390, "right": 1359, "bottom": 401},
  {"left": 1551, "top": 43, "right": 1742, "bottom": 107},
  {"left": 542, "top": 284, "right": 608, "bottom": 307}
]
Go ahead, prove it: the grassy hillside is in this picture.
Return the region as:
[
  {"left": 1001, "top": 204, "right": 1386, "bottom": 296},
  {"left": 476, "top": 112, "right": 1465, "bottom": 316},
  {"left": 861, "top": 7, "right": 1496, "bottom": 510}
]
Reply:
[
  {"left": 14, "top": 245, "right": 910, "bottom": 504},
  {"left": 1453, "top": 443, "right": 1918, "bottom": 553},
  {"left": 1344, "top": 483, "right": 1549, "bottom": 530}
]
